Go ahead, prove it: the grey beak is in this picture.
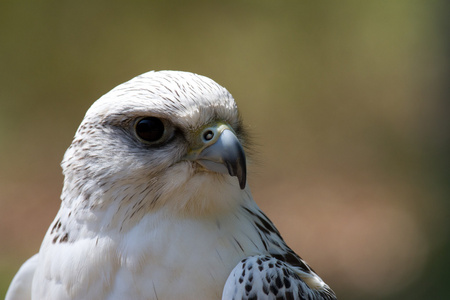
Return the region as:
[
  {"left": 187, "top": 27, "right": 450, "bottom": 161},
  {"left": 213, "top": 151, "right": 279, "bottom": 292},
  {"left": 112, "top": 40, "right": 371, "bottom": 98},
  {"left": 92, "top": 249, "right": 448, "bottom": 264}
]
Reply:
[{"left": 196, "top": 129, "right": 247, "bottom": 189}]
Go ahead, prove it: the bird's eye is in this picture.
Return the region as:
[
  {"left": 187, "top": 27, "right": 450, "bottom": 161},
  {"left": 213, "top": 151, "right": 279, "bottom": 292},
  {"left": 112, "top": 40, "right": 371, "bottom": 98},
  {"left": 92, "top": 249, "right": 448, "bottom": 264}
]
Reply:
[{"left": 135, "top": 117, "right": 165, "bottom": 143}]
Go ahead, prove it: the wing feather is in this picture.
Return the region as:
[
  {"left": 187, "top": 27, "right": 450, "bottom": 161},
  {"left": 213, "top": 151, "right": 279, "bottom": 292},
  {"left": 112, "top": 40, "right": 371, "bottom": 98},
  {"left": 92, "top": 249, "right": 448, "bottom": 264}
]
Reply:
[
  {"left": 5, "top": 254, "right": 39, "bottom": 300},
  {"left": 223, "top": 255, "right": 336, "bottom": 300}
]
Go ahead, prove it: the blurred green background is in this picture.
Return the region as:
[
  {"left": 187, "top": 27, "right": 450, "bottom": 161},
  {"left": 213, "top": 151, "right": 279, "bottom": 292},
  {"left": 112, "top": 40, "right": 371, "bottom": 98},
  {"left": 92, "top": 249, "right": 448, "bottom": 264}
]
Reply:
[{"left": 0, "top": 1, "right": 448, "bottom": 299}]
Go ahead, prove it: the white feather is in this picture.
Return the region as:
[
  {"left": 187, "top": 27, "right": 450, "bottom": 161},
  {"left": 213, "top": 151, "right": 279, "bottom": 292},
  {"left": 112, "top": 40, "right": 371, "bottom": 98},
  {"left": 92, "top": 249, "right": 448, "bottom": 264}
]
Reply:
[
  {"left": 5, "top": 254, "right": 38, "bottom": 300},
  {"left": 6, "top": 71, "right": 336, "bottom": 300}
]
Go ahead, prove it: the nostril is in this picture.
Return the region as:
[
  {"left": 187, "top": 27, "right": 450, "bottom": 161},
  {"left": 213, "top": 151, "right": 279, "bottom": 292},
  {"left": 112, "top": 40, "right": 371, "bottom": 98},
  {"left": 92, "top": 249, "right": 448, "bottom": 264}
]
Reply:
[{"left": 203, "top": 130, "right": 214, "bottom": 141}]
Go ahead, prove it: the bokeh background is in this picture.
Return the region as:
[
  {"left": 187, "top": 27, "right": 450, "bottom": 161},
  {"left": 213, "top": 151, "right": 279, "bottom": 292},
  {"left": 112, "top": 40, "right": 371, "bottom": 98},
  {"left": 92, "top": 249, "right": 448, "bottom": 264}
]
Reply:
[{"left": 0, "top": 1, "right": 448, "bottom": 299}]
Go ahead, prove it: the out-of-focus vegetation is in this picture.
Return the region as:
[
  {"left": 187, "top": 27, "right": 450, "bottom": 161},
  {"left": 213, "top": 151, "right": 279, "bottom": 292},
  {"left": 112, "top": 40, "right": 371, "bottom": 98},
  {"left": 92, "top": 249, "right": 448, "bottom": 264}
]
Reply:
[{"left": 0, "top": 1, "right": 448, "bottom": 299}]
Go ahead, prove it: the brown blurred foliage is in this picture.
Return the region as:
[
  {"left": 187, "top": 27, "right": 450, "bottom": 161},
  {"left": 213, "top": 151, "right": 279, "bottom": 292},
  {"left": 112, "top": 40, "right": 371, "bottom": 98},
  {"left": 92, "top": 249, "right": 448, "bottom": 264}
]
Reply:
[{"left": 0, "top": 1, "right": 448, "bottom": 299}]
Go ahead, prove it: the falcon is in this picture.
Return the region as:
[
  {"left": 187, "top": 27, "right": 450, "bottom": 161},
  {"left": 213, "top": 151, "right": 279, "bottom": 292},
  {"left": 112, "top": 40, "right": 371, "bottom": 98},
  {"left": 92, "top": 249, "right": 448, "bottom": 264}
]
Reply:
[{"left": 6, "top": 71, "right": 337, "bottom": 300}]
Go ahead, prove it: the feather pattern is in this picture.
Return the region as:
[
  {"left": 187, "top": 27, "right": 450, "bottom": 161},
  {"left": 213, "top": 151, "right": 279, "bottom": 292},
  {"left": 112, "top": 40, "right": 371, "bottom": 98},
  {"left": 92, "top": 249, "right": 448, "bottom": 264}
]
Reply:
[{"left": 6, "top": 71, "right": 336, "bottom": 300}]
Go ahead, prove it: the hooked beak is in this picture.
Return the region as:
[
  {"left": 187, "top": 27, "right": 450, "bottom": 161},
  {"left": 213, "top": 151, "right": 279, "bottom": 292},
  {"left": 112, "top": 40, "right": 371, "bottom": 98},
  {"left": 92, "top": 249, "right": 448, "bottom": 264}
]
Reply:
[{"left": 187, "top": 124, "right": 247, "bottom": 189}]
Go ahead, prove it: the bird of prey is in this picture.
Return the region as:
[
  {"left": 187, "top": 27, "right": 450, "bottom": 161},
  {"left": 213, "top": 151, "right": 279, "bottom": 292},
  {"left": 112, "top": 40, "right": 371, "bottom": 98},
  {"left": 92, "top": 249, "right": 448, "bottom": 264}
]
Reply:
[{"left": 6, "top": 71, "right": 336, "bottom": 300}]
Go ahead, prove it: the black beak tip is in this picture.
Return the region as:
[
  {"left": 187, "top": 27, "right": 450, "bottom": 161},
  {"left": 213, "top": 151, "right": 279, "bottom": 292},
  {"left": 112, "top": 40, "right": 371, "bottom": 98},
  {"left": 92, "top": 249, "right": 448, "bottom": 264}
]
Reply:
[
  {"left": 225, "top": 157, "right": 247, "bottom": 190},
  {"left": 235, "top": 145, "right": 247, "bottom": 190},
  {"left": 238, "top": 171, "right": 246, "bottom": 189}
]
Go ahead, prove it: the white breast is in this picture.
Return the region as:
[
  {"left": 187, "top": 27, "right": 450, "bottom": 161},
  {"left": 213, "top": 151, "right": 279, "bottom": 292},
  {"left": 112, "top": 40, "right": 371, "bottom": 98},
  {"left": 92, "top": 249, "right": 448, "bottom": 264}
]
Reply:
[{"left": 33, "top": 205, "right": 265, "bottom": 300}]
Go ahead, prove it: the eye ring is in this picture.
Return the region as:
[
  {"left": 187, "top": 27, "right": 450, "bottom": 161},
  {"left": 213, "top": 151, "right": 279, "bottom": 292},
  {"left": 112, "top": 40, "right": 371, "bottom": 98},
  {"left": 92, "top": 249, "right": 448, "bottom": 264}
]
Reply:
[
  {"left": 203, "top": 130, "right": 214, "bottom": 141},
  {"left": 134, "top": 117, "right": 165, "bottom": 143}
]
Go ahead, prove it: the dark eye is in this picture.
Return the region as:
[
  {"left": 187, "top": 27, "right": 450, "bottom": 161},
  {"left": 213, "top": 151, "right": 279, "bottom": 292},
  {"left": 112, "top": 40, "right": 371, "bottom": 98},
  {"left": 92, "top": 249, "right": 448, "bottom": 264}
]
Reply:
[{"left": 135, "top": 117, "right": 165, "bottom": 143}]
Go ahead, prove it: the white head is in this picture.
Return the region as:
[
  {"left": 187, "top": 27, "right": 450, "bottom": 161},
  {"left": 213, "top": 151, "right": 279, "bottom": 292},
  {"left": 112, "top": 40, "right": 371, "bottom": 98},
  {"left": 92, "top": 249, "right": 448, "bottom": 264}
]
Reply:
[{"left": 61, "top": 71, "right": 249, "bottom": 223}]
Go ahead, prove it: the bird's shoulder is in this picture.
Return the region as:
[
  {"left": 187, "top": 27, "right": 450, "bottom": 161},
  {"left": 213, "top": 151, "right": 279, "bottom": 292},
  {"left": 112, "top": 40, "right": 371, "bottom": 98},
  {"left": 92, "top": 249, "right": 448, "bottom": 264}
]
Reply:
[
  {"left": 223, "top": 254, "right": 336, "bottom": 300},
  {"left": 228, "top": 207, "right": 337, "bottom": 300},
  {"left": 5, "top": 254, "right": 39, "bottom": 300}
]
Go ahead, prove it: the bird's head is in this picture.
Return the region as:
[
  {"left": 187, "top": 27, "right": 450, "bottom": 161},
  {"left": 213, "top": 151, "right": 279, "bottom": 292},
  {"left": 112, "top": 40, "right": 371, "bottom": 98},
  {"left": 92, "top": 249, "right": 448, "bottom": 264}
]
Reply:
[{"left": 61, "top": 71, "right": 250, "bottom": 219}]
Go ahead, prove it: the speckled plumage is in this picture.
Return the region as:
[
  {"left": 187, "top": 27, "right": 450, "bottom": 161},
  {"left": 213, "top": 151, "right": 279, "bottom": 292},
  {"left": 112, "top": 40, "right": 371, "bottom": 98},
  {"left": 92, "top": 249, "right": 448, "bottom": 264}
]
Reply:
[{"left": 6, "top": 71, "right": 336, "bottom": 300}]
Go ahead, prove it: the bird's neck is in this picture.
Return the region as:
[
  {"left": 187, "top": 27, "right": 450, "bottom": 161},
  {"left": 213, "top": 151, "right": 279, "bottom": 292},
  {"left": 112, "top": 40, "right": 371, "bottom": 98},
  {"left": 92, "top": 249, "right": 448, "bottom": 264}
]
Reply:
[{"left": 60, "top": 174, "right": 252, "bottom": 233}]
